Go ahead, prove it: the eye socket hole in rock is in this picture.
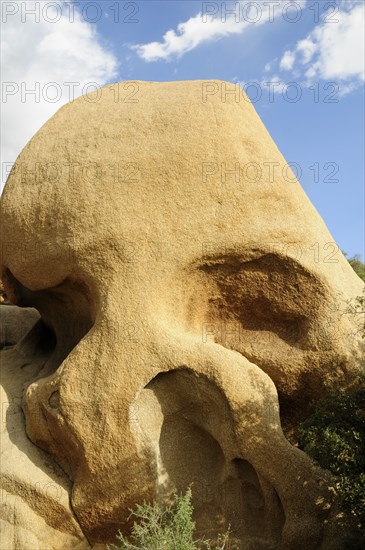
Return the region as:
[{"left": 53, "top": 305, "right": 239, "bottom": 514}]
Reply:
[
  {"left": 195, "top": 253, "right": 327, "bottom": 350},
  {"left": 179, "top": 252, "right": 336, "bottom": 438},
  {"left": 2, "top": 268, "right": 94, "bottom": 373},
  {"left": 135, "top": 368, "right": 285, "bottom": 545},
  {"left": 34, "top": 319, "right": 57, "bottom": 353}
]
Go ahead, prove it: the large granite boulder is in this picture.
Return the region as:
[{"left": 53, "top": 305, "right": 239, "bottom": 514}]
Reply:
[{"left": 0, "top": 80, "right": 363, "bottom": 548}]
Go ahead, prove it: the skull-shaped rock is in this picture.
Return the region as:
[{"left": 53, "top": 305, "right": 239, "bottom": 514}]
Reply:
[{"left": 0, "top": 80, "right": 363, "bottom": 548}]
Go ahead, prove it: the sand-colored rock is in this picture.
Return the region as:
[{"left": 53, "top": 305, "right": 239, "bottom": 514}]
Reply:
[
  {"left": 0, "top": 80, "right": 363, "bottom": 548},
  {"left": 0, "top": 305, "right": 40, "bottom": 347},
  {"left": 0, "top": 327, "right": 92, "bottom": 549},
  {"left": 0, "top": 278, "right": 9, "bottom": 303}
]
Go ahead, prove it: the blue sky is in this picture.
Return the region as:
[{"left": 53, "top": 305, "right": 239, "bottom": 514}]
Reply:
[{"left": 1, "top": 0, "right": 364, "bottom": 258}]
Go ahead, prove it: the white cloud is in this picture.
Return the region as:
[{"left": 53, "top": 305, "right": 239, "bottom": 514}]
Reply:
[
  {"left": 309, "top": 4, "right": 364, "bottom": 81},
  {"left": 280, "top": 50, "right": 296, "bottom": 71},
  {"left": 274, "top": 2, "right": 364, "bottom": 93},
  {"left": 132, "top": 12, "right": 248, "bottom": 62},
  {"left": 132, "top": 1, "right": 307, "bottom": 62},
  {"left": 296, "top": 38, "right": 317, "bottom": 64},
  {"left": 1, "top": 1, "right": 118, "bottom": 190}
]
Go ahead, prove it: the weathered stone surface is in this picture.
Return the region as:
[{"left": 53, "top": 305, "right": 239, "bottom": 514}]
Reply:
[
  {"left": 0, "top": 336, "right": 92, "bottom": 549},
  {"left": 0, "top": 80, "right": 363, "bottom": 548},
  {"left": 0, "top": 305, "right": 39, "bottom": 347},
  {"left": 0, "top": 278, "right": 8, "bottom": 303}
]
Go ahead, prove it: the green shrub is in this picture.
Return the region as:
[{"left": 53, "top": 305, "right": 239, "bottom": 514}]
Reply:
[
  {"left": 298, "top": 371, "right": 365, "bottom": 541},
  {"left": 347, "top": 290, "right": 365, "bottom": 339},
  {"left": 343, "top": 252, "right": 365, "bottom": 283},
  {"left": 108, "top": 488, "right": 230, "bottom": 550}
]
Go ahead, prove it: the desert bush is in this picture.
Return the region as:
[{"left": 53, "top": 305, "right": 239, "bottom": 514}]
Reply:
[
  {"left": 346, "top": 289, "right": 365, "bottom": 339},
  {"left": 344, "top": 252, "right": 365, "bottom": 283},
  {"left": 298, "top": 370, "right": 365, "bottom": 544},
  {"left": 108, "top": 488, "right": 230, "bottom": 550}
]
